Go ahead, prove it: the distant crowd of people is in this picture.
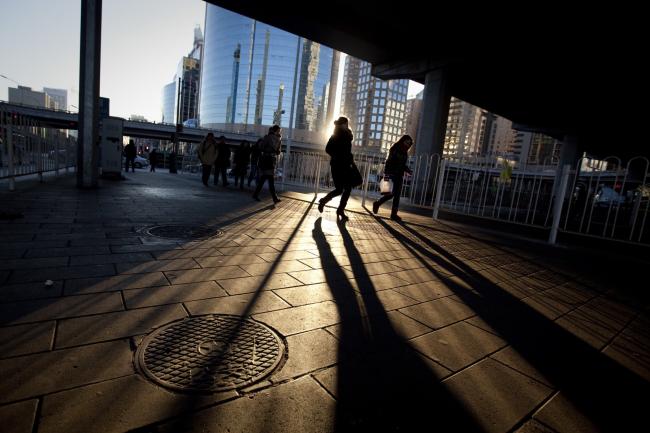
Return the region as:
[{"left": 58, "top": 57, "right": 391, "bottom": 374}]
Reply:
[
  {"left": 125, "top": 119, "right": 414, "bottom": 221},
  {"left": 197, "top": 125, "right": 282, "bottom": 203}
]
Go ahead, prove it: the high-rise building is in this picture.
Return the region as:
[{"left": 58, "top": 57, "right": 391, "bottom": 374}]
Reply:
[
  {"left": 43, "top": 88, "right": 68, "bottom": 112},
  {"left": 199, "top": 5, "right": 339, "bottom": 142},
  {"left": 340, "top": 56, "right": 408, "bottom": 153},
  {"left": 161, "top": 26, "right": 203, "bottom": 124},
  {"left": 444, "top": 97, "right": 488, "bottom": 158},
  {"left": 161, "top": 82, "right": 176, "bottom": 124},
  {"left": 405, "top": 90, "right": 423, "bottom": 143},
  {"left": 485, "top": 114, "right": 515, "bottom": 155},
  {"left": 8, "top": 86, "right": 55, "bottom": 109},
  {"left": 513, "top": 131, "right": 560, "bottom": 165}
]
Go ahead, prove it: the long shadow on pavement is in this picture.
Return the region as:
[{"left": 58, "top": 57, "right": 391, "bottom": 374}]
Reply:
[
  {"left": 376, "top": 216, "right": 650, "bottom": 431},
  {"left": 313, "top": 217, "right": 484, "bottom": 432}
]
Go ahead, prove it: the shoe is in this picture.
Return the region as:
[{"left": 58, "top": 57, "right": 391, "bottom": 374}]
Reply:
[
  {"left": 337, "top": 210, "right": 349, "bottom": 221},
  {"left": 273, "top": 197, "right": 281, "bottom": 204},
  {"left": 372, "top": 201, "right": 379, "bottom": 214},
  {"left": 390, "top": 214, "right": 402, "bottom": 222},
  {"left": 252, "top": 195, "right": 261, "bottom": 202},
  {"left": 318, "top": 199, "right": 325, "bottom": 213}
]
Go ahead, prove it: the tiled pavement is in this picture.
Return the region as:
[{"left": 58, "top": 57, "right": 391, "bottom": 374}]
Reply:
[{"left": 0, "top": 172, "right": 648, "bottom": 433}]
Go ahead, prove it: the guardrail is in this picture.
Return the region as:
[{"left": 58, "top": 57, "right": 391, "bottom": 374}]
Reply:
[{"left": 1, "top": 106, "right": 77, "bottom": 190}]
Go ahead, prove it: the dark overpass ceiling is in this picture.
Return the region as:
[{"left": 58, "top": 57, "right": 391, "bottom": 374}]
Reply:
[{"left": 206, "top": 1, "right": 647, "bottom": 158}]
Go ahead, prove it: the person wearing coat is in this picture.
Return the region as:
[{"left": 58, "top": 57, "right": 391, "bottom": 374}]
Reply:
[
  {"left": 124, "top": 140, "right": 137, "bottom": 173},
  {"left": 215, "top": 136, "right": 231, "bottom": 187},
  {"left": 372, "top": 134, "right": 413, "bottom": 221},
  {"left": 317, "top": 116, "right": 355, "bottom": 221},
  {"left": 247, "top": 139, "right": 262, "bottom": 187},
  {"left": 149, "top": 148, "right": 157, "bottom": 172},
  {"left": 252, "top": 125, "right": 281, "bottom": 203},
  {"left": 198, "top": 132, "right": 218, "bottom": 186},
  {"left": 233, "top": 140, "right": 251, "bottom": 189}
]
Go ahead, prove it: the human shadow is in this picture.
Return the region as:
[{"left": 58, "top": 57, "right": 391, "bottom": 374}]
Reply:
[
  {"left": 312, "top": 217, "right": 484, "bottom": 432},
  {"left": 375, "top": 216, "right": 650, "bottom": 431}
]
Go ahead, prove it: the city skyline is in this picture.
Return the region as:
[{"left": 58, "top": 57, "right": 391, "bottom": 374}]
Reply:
[{"left": 0, "top": 0, "right": 423, "bottom": 124}]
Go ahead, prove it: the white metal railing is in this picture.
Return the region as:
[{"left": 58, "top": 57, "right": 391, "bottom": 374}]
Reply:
[
  {"left": 1, "top": 107, "right": 77, "bottom": 190},
  {"left": 277, "top": 149, "right": 648, "bottom": 246},
  {"left": 561, "top": 156, "right": 650, "bottom": 244}
]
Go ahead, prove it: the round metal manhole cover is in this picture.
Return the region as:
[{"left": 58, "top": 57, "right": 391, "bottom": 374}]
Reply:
[
  {"left": 144, "top": 224, "right": 223, "bottom": 240},
  {"left": 136, "top": 315, "right": 285, "bottom": 393}
]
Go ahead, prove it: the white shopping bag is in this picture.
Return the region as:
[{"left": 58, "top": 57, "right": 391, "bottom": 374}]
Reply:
[{"left": 379, "top": 176, "right": 393, "bottom": 194}]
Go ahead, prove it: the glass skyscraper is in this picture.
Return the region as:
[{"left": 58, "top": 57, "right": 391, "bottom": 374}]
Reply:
[
  {"left": 200, "top": 5, "right": 339, "bottom": 142},
  {"left": 161, "top": 27, "right": 203, "bottom": 125}
]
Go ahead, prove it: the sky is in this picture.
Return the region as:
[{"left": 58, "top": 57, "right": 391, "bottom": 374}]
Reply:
[{"left": 0, "top": 0, "right": 423, "bottom": 122}]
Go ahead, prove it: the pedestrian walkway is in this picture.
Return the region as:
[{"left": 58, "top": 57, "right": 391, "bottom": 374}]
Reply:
[{"left": 0, "top": 171, "right": 648, "bottom": 433}]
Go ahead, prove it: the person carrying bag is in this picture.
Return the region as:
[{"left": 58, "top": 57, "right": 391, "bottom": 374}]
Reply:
[{"left": 372, "top": 134, "right": 413, "bottom": 222}]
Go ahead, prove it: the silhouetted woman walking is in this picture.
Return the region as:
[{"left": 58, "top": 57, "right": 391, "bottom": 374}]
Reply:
[
  {"left": 318, "top": 116, "right": 354, "bottom": 221},
  {"left": 372, "top": 134, "right": 413, "bottom": 222}
]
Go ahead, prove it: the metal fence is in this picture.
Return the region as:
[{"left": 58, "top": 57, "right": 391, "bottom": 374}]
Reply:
[
  {"left": 560, "top": 156, "right": 649, "bottom": 244},
  {"left": 0, "top": 107, "right": 76, "bottom": 189},
  {"left": 277, "top": 149, "right": 649, "bottom": 246}
]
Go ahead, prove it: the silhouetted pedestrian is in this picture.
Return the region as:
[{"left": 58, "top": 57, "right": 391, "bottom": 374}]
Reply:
[
  {"left": 149, "top": 148, "right": 157, "bottom": 172},
  {"left": 248, "top": 138, "right": 262, "bottom": 187},
  {"left": 318, "top": 116, "right": 354, "bottom": 221},
  {"left": 233, "top": 140, "right": 251, "bottom": 189},
  {"left": 253, "top": 125, "right": 281, "bottom": 203},
  {"left": 372, "top": 134, "right": 413, "bottom": 222},
  {"left": 198, "top": 132, "right": 218, "bottom": 186},
  {"left": 124, "top": 139, "right": 136, "bottom": 172},
  {"left": 215, "top": 136, "right": 231, "bottom": 187}
]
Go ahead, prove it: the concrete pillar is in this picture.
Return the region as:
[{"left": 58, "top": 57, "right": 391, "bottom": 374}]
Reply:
[
  {"left": 415, "top": 69, "right": 450, "bottom": 205},
  {"left": 553, "top": 134, "right": 579, "bottom": 198},
  {"left": 415, "top": 69, "right": 450, "bottom": 158},
  {"left": 77, "top": 0, "right": 102, "bottom": 188}
]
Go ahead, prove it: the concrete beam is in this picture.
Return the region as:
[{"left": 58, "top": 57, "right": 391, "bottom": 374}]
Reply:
[
  {"left": 77, "top": 0, "right": 102, "bottom": 188},
  {"left": 371, "top": 59, "right": 449, "bottom": 82}
]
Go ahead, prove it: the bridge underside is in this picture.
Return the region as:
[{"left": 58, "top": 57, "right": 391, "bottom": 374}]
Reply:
[{"left": 207, "top": 1, "right": 646, "bottom": 159}]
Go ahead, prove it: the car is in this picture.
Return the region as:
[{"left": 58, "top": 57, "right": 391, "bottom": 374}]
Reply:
[
  {"left": 183, "top": 119, "right": 199, "bottom": 128},
  {"left": 594, "top": 185, "right": 625, "bottom": 207},
  {"left": 123, "top": 154, "right": 149, "bottom": 169},
  {"left": 133, "top": 155, "right": 149, "bottom": 168}
]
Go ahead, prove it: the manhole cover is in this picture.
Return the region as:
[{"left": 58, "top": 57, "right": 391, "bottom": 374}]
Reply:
[
  {"left": 136, "top": 315, "right": 285, "bottom": 392},
  {"left": 144, "top": 224, "right": 223, "bottom": 240}
]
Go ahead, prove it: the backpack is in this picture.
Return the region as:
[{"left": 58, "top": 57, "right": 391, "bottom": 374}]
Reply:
[{"left": 325, "top": 137, "right": 334, "bottom": 156}]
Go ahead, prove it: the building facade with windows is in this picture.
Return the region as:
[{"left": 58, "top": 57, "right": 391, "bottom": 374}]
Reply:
[
  {"left": 199, "top": 5, "right": 339, "bottom": 143},
  {"left": 161, "top": 27, "right": 203, "bottom": 125},
  {"left": 340, "top": 56, "right": 408, "bottom": 154}
]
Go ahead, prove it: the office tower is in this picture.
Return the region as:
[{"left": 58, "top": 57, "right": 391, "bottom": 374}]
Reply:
[
  {"left": 340, "top": 56, "right": 408, "bottom": 153},
  {"left": 199, "top": 5, "right": 339, "bottom": 142},
  {"left": 161, "top": 26, "right": 203, "bottom": 124}
]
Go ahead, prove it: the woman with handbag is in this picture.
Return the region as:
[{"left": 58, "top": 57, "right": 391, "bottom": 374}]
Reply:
[
  {"left": 318, "top": 116, "right": 356, "bottom": 221},
  {"left": 253, "top": 125, "right": 282, "bottom": 203},
  {"left": 372, "top": 135, "right": 413, "bottom": 222}
]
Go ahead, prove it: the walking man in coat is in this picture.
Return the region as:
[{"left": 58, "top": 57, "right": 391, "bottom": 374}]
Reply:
[
  {"left": 252, "top": 125, "right": 282, "bottom": 203},
  {"left": 198, "top": 132, "right": 218, "bottom": 186}
]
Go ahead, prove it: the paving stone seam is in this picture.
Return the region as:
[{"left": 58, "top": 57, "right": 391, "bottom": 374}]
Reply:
[
  {"left": 3, "top": 373, "right": 136, "bottom": 405},
  {"left": 488, "top": 354, "right": 558, "bottom": 391},
  {"left": 598, "top": 310, "right": 642, "bottom": 355},
  {"left": 437, "top": 343, "right": 517, "bottom": 383}
]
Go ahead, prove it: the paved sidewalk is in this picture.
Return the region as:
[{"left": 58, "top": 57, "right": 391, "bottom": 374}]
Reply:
[{"left": 0, "top": 171, "right": 648, "bottom": 433}]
